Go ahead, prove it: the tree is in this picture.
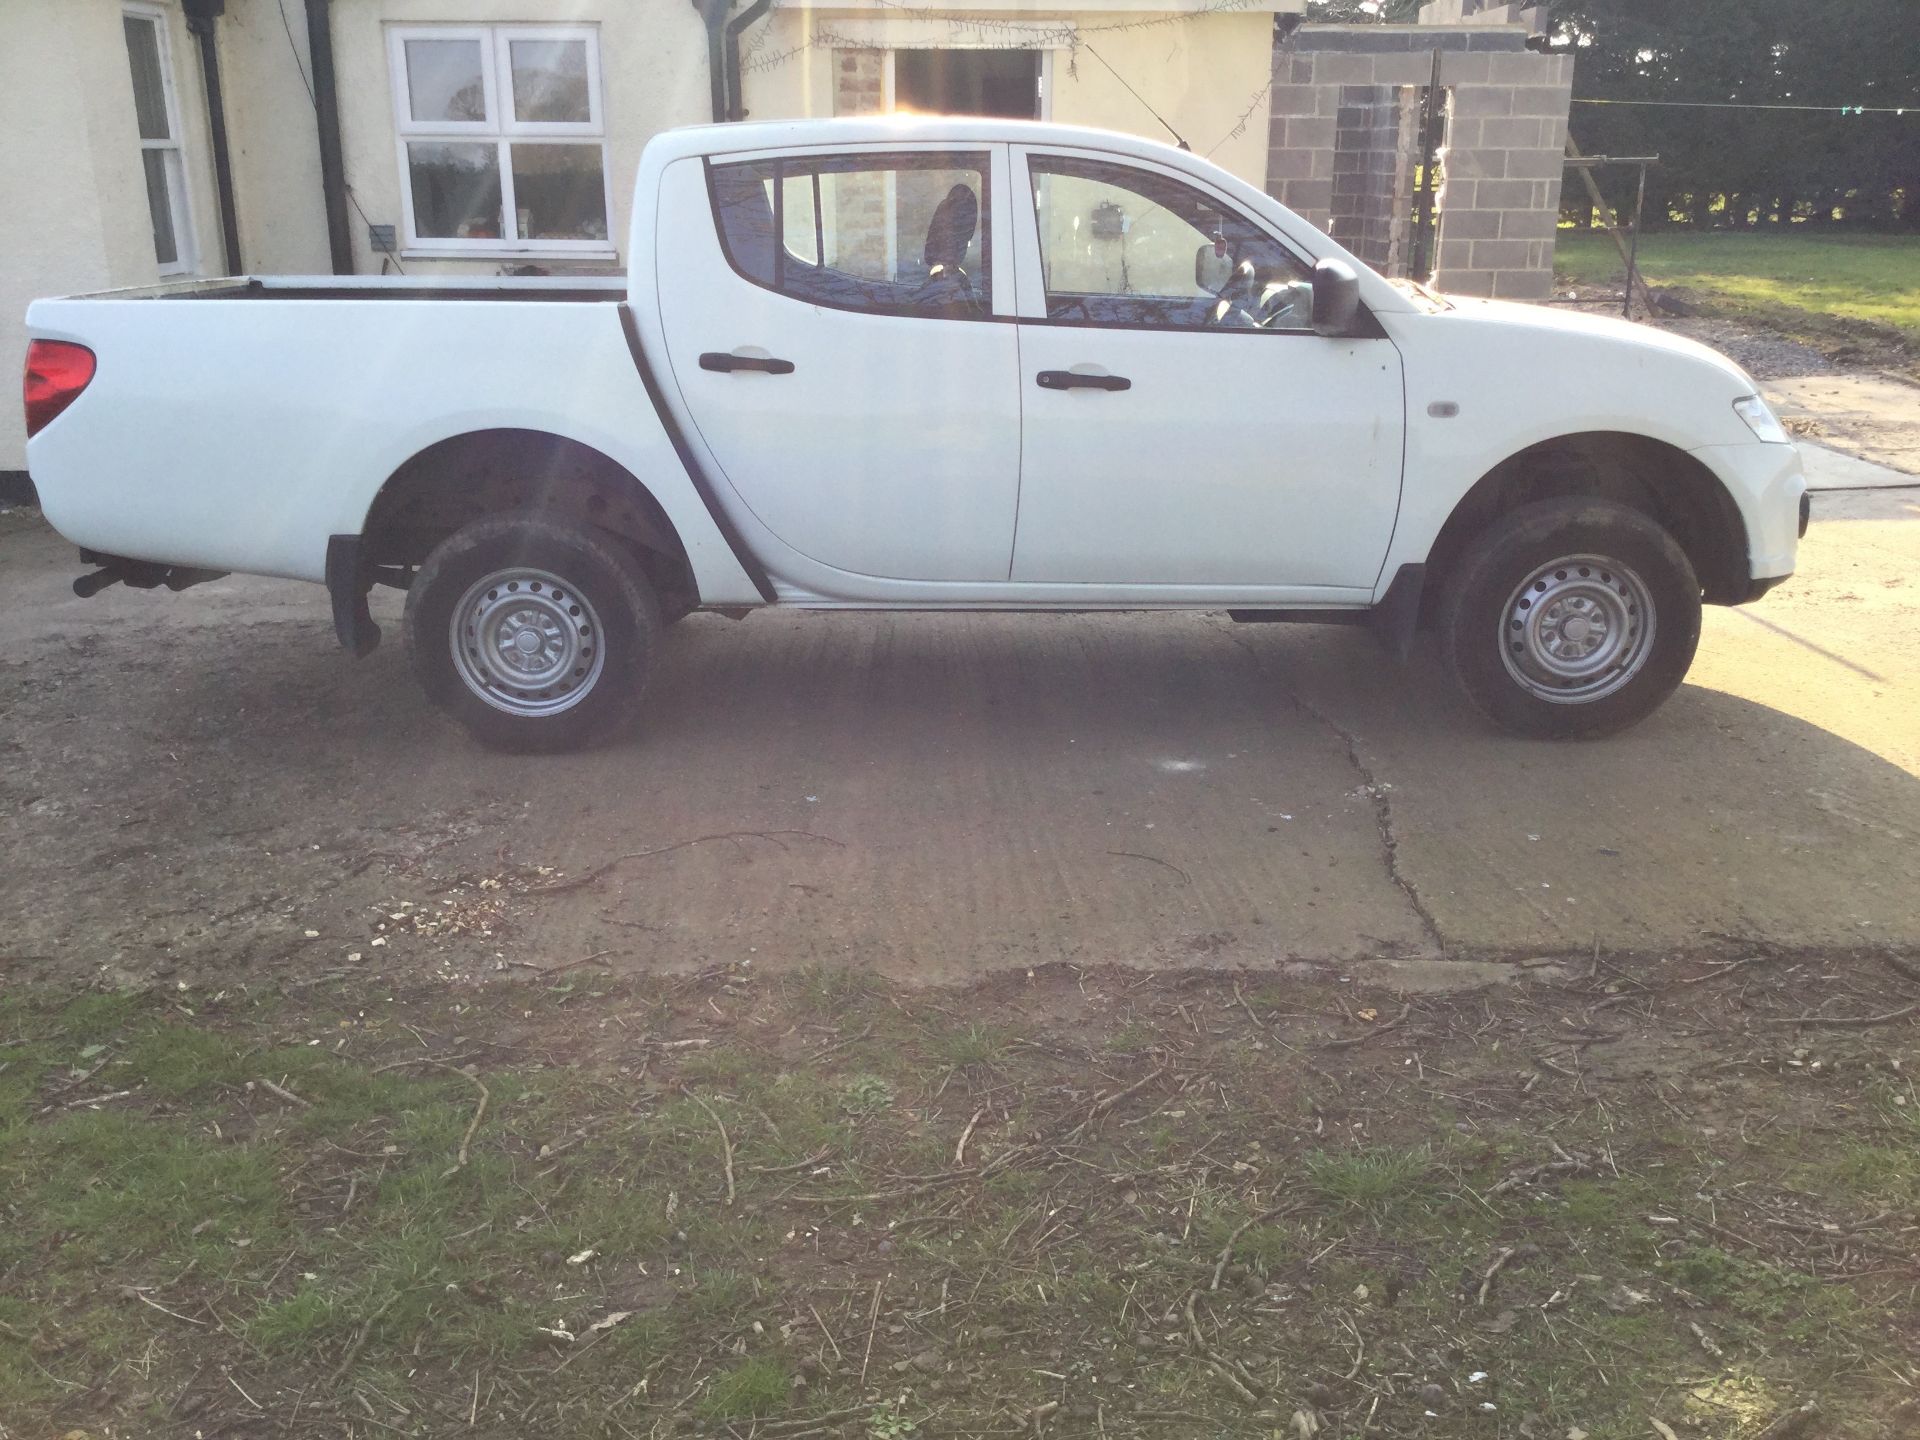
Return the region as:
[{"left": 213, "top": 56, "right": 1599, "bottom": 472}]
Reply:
[{"left": 1549, "top": 0, "right": 1920, "bottom": 228}]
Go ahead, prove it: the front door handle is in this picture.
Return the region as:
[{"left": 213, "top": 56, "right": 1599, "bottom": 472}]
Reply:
[
  {"left": 1036, "top": 370, "right": 1130, "bottom": 392},
  {"left": 700, "top": 351, "right": 796, "bottom": 375}
]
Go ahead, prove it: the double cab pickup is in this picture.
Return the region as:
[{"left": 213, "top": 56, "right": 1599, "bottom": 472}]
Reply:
[{"left": 23, "top": 118, "right": 1807, "bottom": 750}]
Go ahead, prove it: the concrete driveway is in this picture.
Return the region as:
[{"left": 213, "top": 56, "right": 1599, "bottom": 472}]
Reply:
[{"left": 2, "top": 487, "right": 1915, "bottom": 989}]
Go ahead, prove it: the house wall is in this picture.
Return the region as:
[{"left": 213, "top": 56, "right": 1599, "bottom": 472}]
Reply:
[
  {"left": 291, "top": 0, "right": 1287, "bottom": 276},
  {"left": 809, "top": 11, "right": 1277, "bottom": 191},
  {"left": 215, "top": 0, "right": 331, "bottom": 273},
  {"left": 1, "top": 0, "right": 224, "bottom": 470},
  {"left": 319, "top": 0, "right": 715, "bottom": 275}
]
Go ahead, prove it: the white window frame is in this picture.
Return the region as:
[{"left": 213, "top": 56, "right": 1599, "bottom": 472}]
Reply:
[
  {"left": 124, "top": 2, "right": 197, "bottom": 276},
  {"left": 387, "top": 23, "right": 615, "bottom": 258}
]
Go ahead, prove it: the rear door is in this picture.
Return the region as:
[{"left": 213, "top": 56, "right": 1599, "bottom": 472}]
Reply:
[
  {"left": 1008, "top": 146, "right": 1405, "bottom": 591},
  {"left": 655, "top": 145, "right": 1021, "bottom": 582}
]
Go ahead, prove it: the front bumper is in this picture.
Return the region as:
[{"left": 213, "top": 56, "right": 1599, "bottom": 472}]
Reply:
[{"left": 1689, "top": 441, "right": 1807, "bottom": 583}]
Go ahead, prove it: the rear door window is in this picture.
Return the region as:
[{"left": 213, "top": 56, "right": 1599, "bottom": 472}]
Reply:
[{"left": 708, "top": 151, "right": 992, "bottom": 320}]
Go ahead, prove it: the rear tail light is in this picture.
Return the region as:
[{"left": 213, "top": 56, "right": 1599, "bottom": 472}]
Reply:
[{"left": 24, "top": 340, "right": 96, "bottom": 439}]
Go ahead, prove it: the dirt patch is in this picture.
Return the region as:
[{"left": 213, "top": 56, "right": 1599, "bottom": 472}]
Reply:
[{"left": 3, "top": 949, "right": 1917, "bottom": 1438}]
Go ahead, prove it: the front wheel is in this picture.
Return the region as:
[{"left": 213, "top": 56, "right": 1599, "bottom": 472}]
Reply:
[
  {"left": 404, "top": 514, "right": 661, "bottom": 752},
  {"left": 1436, "top": 498, "right": 1701, "bottom": 739}
]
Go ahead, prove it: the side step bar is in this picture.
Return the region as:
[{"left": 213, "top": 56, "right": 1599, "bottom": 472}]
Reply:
[{"left": 1227, "top": 562, "right": 1425, "bottom": 660}]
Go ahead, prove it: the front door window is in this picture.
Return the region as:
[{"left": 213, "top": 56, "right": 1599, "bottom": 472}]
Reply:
[{"left": 1028, "top": 155, "right": 1313, "bottom": 330}]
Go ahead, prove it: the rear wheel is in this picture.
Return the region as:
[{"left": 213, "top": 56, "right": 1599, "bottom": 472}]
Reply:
[
  {"left": 1437, "top": 498, "right": 1700, "bottom": 739},
  {"left": 405, "top": 514, "right": 660, "bottom": 752}
]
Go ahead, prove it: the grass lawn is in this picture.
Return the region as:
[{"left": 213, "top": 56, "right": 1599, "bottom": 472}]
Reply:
[
  {"left": 1553, "top": 231, "right": 1920, "bottom": 345},
  {"left": 4, "top": 956, "right": 1918, "bottom": 1437}
]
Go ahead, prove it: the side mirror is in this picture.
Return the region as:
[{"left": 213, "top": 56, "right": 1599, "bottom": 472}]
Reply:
[{"left": 1311, "top": 258, "right": 1362, "bottom": 336}]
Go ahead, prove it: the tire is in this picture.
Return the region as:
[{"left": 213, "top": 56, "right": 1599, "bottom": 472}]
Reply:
[
  {"left": 404, "top": 514, "right": 661, "bottom": 752},
  {"left": 1436, "top": 497, "right": 1701, "bottom": 739}
]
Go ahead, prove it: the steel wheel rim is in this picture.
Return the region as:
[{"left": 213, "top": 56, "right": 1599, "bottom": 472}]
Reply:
[
  {"left": 450, "top": 567, "right": 605, "bottom": 718},
  {"left": 1498, "top": 553, "right": 1656, "bottom": 705}
]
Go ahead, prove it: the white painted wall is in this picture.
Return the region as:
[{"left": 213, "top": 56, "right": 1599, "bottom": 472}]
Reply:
[
  {"left": 2, "top": 0, "right": 221, "bottom": 470},
  {"left": 217, "top": 0, "right": 331, "bottom": 273},
  {"left": 743, "top": 8, "right": 1280, "bottom": 188},
  {"left": 324, "top": 0, "right": 718, "bottom": 275},
  {"left": 313, "top": 0, "right": 1286, "bottom": 275},
  {"left": 1045, "top": 12, "right": 1277, "bottom": 189}
]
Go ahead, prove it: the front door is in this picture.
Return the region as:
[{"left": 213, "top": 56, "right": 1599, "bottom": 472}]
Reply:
[
  {"left": 656, "top": 146, "right": 1020, "bottom": 582},
  {"left": 1009, "top": 148, "right": 1405, "bottom": 592}
]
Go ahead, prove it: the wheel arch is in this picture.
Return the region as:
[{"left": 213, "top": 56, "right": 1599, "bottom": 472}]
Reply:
[
  {"left": 1419, "top": 431, "right": 1751, "bottom": 616},
  {"left": 358, "top": 428, "right": 697, "bottom": 613}
]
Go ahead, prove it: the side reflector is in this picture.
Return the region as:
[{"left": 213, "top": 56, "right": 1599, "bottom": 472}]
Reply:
[{"left": 24, "top": 340, "right": 97, "bottom": 439}]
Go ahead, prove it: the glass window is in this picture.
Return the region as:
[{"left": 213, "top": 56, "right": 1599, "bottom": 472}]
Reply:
[
  {"left": 403, "top": 37, "right": 488, "bottom": 124},
  {"left": 709, "top": 153, "right": 991, "bottom": 320},
  {"left": 122, "top": 8, "right": 194, "bottom": 274},
  {"left": 406, "top": 142, "right": 504, "bottom": 240},
  {"left": 1029, "top": 155, "right": 1312, "bottom": 330},
  {"left": 508, "top": 39, "right": 591, "bottom": 124},
  {"left": 389, "top": 26, "right": 610, "bottom": 252}
]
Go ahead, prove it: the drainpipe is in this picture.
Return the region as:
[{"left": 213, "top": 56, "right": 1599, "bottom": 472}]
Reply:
[
  {"left": 304, "top": 0, "right": 354, "bottom": 274},
  {"left": 724, "top": 0, "right": 773, "bottom": 122},
  {"left": 693, "top": 0, "right": 731, "bottom": 124},
  {"left": 182, "top": 0, "right": 242, "bottom": 274}
]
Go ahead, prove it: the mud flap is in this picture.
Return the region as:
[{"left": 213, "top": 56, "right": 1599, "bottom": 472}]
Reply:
[
  {"left": 1366, "top": 563, "right": 1426, "bottom": 662},
  {"left": 326, "top": 534, "right": 381, "bottom": 657}
]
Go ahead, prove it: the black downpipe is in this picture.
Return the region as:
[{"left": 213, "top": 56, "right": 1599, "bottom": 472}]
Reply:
[
  {"left": 183, "top": 1, "right": 242, "bottom": 275},
  {"left": 724, "top": 0, "right": 773, "bottom": 122},
  {"left": 304, "top": 0, "right": 354, "bottom": 274},
  {"left": 693, "top": 0, "right": 731, "bottom": 124}
]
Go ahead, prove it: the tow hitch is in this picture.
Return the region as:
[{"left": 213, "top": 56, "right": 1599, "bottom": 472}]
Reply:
[{"left": 73, "top": 549, "right": 226, "bottom": 598}]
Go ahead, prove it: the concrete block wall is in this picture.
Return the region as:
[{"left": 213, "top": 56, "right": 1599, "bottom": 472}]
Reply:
[
  {"left": 1330, "top": 84, "right": 1419, "bottom": 269},
  {"left": 1267, "top": 24, "right": 1572, "bottom": 299}
]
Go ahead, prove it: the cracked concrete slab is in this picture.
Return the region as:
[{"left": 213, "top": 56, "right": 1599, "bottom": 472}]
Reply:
[
  {"left": 1270, "top": 489, "right": 1920, "bottom": 953},
  {"left": 2, "top": 491, "right": 1915, "bottom": 988}
]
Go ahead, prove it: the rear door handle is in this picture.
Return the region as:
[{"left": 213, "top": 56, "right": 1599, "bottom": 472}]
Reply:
[
  {"left": 1036, "top": 370, "right": 1130, "bottom": 392},
  {"left": 700, "top": 351, "right": 795, "bottom": 375}
]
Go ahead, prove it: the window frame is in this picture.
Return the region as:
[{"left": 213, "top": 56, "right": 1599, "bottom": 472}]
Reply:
[
  {"left": 123, "top": 2, "right": 197, "bottom": 277},
  {"left": 704, "top": 146, "right": 1007, "bottom": 323},
  {"left": 1010, "top": 146, "right": 1325, "bottom": 335},
  {"left": 387, "top": 22, "right": 614, "bottom": 259}
]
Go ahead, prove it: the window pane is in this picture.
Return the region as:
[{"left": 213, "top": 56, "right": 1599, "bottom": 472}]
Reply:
[
  {"left": 407, "top": 141, "right": 503, "bottom": 238},
  {"left": 1031, "top": 157, "right": 1311, "bottom": 328},
  {"left": 405, "top": 38, "right": 487, "bottom": 123},
  {"left": 141, "top": 149, "right": 178, "bottom": 265},
  {"left": 509, "top": 39, "right": 590, "bottom": 124},
  {"left": 779, "top": 173, "right": 819, "bottom": 267},
  {"left": 123, "top": 14, "right": 171, "bottom": 140},
  {"left": 510, "top": 144, "right": 607, "bottom": 241},
  {"left": 710, "top": 154, "right": 990, "bottom": 318}
]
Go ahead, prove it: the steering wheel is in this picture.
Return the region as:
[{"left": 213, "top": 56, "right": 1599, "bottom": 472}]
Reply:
[
  {"left": 1201, "top": 262, "right": 1258, "bottom": 327},
  {"left": 1202, "top": 276, "right": 1311, "bottom": 330}
]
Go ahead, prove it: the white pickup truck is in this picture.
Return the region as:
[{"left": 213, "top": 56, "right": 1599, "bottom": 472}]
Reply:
[{"left": 25, "top": 118, "right": 1806, "bottom": 751}]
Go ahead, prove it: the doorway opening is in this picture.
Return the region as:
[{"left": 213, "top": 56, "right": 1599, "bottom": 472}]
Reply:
[{"left": 894, "top": 49, "right": 1042, "bottom": 120}]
